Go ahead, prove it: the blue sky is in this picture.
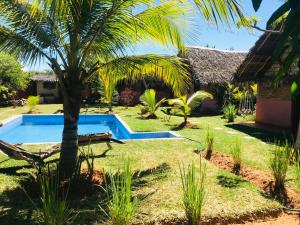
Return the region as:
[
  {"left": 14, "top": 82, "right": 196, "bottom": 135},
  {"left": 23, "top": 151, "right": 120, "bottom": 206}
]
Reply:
[{"left": 25, "top": 0, "right": 283, "bottom": 71}]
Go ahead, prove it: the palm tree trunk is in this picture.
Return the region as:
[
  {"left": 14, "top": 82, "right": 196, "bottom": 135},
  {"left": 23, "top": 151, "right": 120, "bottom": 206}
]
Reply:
[
  {"left": 59, "top": 89, "right": 82, "bottom": 179},
  {"left": 108, "top": 102, "right": 113, "bottom": 112},
  {"left": 295, "top": 120, "right": 300, "bottom": 155}
]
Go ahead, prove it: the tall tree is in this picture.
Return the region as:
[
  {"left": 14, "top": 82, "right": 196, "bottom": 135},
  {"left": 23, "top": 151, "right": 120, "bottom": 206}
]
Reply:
[
  {"left": 0, "top": 0, "right": 245, "bottom": 178},
  {"left": 0, "top": 52, "right": 29, "bottom": 90}
]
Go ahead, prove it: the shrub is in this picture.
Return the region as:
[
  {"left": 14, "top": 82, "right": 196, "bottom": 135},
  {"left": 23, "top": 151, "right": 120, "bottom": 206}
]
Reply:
[
  {"left": 230, "top": 137, "right": 242, "bottom": 173},
  {"left": 179, "top": 159, "right": 206, "bottom": 225},
  {"left": 27, "top": 96, "right": 40, "bottom": 112},
  {"left": 223, "top": 104, "right": 237, "bottom": 123},
  {"left": 38, "top": 170, "right": 74, "bottom": 225},
  {"left": 206, "top": 126, "right": 214, "bottom": 151},
  {"left": 270, "top": 145, "right": 289, "bottom": 192},
  {"left": 108, "top": 160, "right": 136, "bottom": 225}
]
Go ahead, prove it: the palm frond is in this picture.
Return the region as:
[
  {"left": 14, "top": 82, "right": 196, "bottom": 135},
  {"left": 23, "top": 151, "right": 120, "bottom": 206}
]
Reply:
[
  {"left": 98, "top": 54, "right": 191, "bottom": 95},
  {"left": 187, "top": 91, "right": 213, "bottom": 110},
  {"left": 194, "top": 0, "right": 245, "bottom": 26}
]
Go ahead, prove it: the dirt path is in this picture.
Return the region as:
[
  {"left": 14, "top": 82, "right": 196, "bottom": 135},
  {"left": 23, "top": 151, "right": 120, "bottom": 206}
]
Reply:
[{"left": 239, "top": 212, "right": 299, "bottom": 225}]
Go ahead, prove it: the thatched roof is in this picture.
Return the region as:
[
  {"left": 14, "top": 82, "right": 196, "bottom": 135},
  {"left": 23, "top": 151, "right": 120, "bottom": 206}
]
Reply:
[
  {"left": 31, "top": 73, "right": 58, "bottom": 82},
  {"left": 184, "top": 46, "right": 247, "bottom": 85},
  {"left": 234, "top": 31, "right": 298, "bottom": 83}
]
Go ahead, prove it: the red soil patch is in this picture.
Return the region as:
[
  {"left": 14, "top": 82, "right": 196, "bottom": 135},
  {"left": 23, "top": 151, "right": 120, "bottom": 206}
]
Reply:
[
  {"left": 198, "top": 149, "right": 300, "bottom": 209},
  {"left": 136, "top": 211, "right": 299, "bottom": 225}
]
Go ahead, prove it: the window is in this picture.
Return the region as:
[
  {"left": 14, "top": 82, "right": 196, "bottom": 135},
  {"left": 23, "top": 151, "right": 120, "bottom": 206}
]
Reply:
[{"left": 43, "top": 82, "right": 56, "bottom": 90}]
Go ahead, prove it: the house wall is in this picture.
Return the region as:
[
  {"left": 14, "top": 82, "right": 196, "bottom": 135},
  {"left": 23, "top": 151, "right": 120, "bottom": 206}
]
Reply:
[
  {"left": 256, "top": 83, "right": 292, "bottom": 128},
  {"left": 36, "top": 81, "right": 60, "bottom": 103}
]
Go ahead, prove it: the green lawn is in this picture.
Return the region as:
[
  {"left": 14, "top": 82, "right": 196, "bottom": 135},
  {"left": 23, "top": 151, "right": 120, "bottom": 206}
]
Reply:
[{"left": 0, "top": 104, "right": 298, "bottom": 224}]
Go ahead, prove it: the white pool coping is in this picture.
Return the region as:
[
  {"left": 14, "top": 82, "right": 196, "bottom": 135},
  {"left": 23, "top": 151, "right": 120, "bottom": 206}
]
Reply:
[{"left": 0, "top": 114, "right": 181, "bottom": 145}]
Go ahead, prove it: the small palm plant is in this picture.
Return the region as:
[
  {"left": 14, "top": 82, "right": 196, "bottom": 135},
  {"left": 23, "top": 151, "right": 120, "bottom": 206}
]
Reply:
[
  {"left": 180, "top": 159, "right": 206, "bottom": 225},
  {"left": 140, "top": 89, "right": 165, "bottom": 119},
  {"left": 168, "top": 91, "right": 213, "bottom": 127}
]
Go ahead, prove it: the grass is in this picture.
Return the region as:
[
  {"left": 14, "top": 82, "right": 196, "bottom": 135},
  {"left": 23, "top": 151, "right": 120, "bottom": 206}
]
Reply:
[{"left": 0, "top": 104, "right": 298, "bottom": 224}]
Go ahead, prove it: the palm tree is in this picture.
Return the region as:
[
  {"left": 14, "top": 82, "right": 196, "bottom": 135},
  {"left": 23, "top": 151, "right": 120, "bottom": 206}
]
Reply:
[
  {"left": 140, "top": 89, "right": 166, "bottom": 119},
  {"left": 168, "top": 91, "right": 213, "bottom": 127},
  {"left": 0, "top": 0, "right": 245, "bottom": 178}
]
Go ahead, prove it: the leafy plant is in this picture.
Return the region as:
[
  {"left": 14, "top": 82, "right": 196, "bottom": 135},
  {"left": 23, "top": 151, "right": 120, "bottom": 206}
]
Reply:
[
  {"left": 230, "top": 137, "right": 242, "bottom": 173},
  {"left": 205, "top": 126, "right": 214, "bottom": 157},
  {"left": 223, "top": 104, "right": 237, "bottom": 123},
  {"left": 140, "top": 89, "right": 165, "bottom": 119},
  {"left": 79, "top": 145, "right": 95, "bottom": 180},
  {"left": 108, "top": 159, "right": 136, "bottom": 225},
  {"left": 270, "top": 144, "right": 289, "bottom": 192},
  {"left": 27, "top": 96, "right": 40, "bottom": 113},
  {"left": 38, "top": 169, "right": 74, "bottom": 225},
  {"left": 179, "top": 159, "right": 206, "bottom": 225},
  {"left": 168, "top": 91, "right": 213, "bottom": 126},
  {"left": 98, "top": 70, "right": 121, "bottom": 113}
]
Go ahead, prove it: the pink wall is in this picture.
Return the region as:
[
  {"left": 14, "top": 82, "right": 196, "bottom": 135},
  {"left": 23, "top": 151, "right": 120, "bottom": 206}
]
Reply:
[{"left": 256, "top": 97, "right": 292, "bottom": 128}]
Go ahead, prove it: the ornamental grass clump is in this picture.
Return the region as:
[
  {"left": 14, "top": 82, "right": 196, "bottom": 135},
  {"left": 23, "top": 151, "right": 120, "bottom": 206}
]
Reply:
[
  {"left": 38, "top": 170, "right": 74, "bottom": 225},
  {"left": 295, "top": 154, "right": 300, "bottom": 192},
  {"left": 230, "top": 137, "right": 242, "bottom": 174},
  {"left": 108, "top": 160, "right": 136, "bottom": 225},
  {"left": 223, "top": 104, "right": 237, "bottom": 123},
  {"left": 179, "top": 159, "right": 206, "bottom": 225},
  {"left": 269, "top": 144, "right": 289, "bottom": 192},
  {"left": 205, "top": 126, "right": 214, "bottom": 159}
]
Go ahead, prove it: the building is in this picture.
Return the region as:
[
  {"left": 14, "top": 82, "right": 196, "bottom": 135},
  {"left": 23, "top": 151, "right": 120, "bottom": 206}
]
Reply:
[
  {"left": 184, "top": 46, "right": 247, "bottom": 112},
  {"left": 30, "top": 73, "right": 60, "bottom": 103},
  {"left": 234, "top": 32, "right": 299, "bottom": 134}
]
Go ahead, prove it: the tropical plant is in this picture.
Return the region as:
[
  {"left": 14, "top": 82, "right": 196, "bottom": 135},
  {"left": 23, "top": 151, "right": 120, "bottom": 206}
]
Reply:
[
  {"left": 230, "top": 137, "right": 242, "bottom": 173},
  {"left": 223, "top": 104, "right": 237, "bottom": 123},
  {"left": 38, "top": 170, "right": 74, "bottom": 225},
  {"left": 139, "top": 89, "right": 165, "bottom": 119},
  {"left": 108, "top": 159, "right": 136, "bottom": 225},
  {"left": 179, "top": 159, "right": 206, "bottom": 225},
  {"left": 0, "top": 0, "right": 192, "bottom": 178},
  {"left": 0, "top": 0, "right": 247, "bottom": 178},
  {"left": 270, "top": 144, "right": 289, "bottom": 192},
  {"left": 27, "top": 96, "right": 40, "bottom": 113},
  {"left": 205, "top": 126, "right": 214, "bottom": 157},
  {"left": 168, "top": 91, "right": 213, "bottom": 126}
]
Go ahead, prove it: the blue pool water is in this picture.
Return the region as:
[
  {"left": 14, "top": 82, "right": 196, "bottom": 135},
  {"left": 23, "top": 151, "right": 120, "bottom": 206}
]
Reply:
[{"left": 0, "top": 114, "right": 178, "bottom": 144}]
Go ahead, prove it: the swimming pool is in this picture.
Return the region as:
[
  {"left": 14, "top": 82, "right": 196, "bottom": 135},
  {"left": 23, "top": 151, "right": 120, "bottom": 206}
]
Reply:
[{"left": 0, "top": 114, "right": 179, "bottom": 144}]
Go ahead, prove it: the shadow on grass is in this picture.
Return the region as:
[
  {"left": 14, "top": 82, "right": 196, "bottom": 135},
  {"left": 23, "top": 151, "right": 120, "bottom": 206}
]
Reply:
[
  {"left": 0, "top": 162, "right": 171, "bottom": 225},
  {"left": 217, "top": 174, "right": 247, "bottom": 188},
  {"left": 225, "top": 124, "right": 292, "bottom": 144}
]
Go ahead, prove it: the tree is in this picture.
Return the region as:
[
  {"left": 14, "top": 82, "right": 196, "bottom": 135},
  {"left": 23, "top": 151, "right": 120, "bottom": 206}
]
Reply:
[
  {"left": 249, "top": 0, "right": 300, "bottom": 149},
  {"left": 0, "top": 0, "right": 193, "bottom": 178},
  {"left": 168, "top": 91, "right": 213, "bottom": 126},
  {"left": 0, "top": 0, "right": 246, "bottom": 178},
  {"left": 0, "top": 52, "right": 29, "bottom": 90}
]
